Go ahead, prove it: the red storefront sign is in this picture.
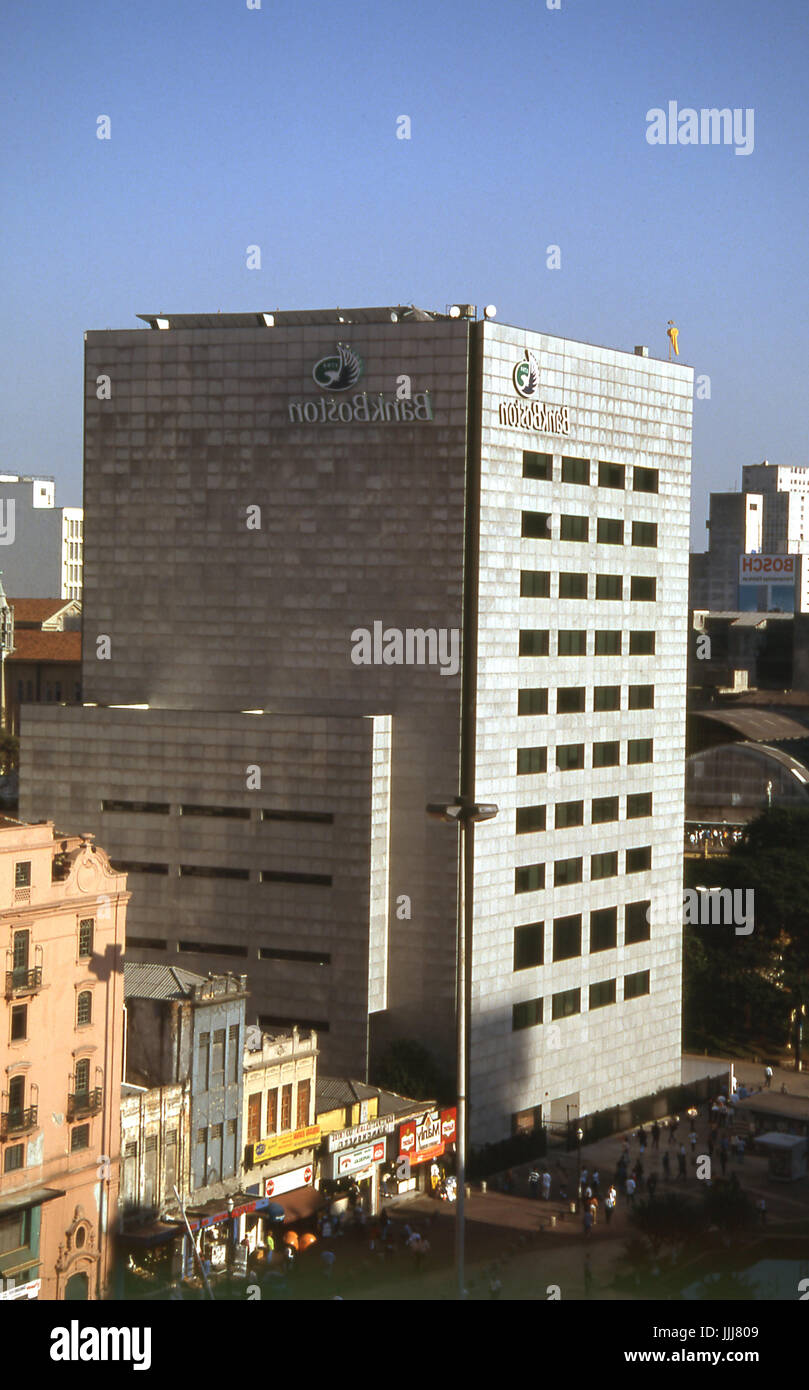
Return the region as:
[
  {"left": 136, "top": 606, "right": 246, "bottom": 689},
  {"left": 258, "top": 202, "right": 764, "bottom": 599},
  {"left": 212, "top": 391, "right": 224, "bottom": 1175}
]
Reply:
[
  {"left": 440, "top": 1107, "right": 457, "bottom": 1144},
  {"left": 398, "top": 1112, "right": 446, "bottom": 1167}
]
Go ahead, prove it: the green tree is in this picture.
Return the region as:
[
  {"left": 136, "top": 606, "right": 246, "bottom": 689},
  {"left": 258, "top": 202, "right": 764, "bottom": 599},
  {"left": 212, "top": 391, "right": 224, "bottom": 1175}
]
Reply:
[
  {"left": 0, "top": 731, "right": 18, "bottom": 775},
  {"left": 372, "top": 1039, "right": 449, "bottom": 1102}
]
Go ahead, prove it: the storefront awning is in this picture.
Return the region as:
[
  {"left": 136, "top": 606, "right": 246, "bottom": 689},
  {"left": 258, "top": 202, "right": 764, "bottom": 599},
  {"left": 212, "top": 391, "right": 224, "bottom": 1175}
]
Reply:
[
  {"left": 272, "top": 1187, "right": 324, "bottom": 1223},
  {"left": 0, "top": 1187, "right": 64, "bottom": 1216},
  {"left": 118, "top": 1220, "right": 185, "bottom": 1248},
  {"left": 185, "top": 1193, "right": 269, "bottom": 1231}
]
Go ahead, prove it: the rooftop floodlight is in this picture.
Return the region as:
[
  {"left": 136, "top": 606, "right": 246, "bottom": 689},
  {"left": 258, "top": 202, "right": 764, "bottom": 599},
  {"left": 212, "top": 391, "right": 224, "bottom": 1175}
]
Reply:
[
  {"left": 484, "top": 304, "right": 497, "bottom": 318},
  {"left": 448, "top": 305, "right": 462, "bottom": 318},
  {"left": 155, "top": 317, "right": 170, "bottom": 330},
  {"left": 390, "top": 311, "right": 399, "bottom": 323},
  {"left": 260, "top": 313, "right": 275, "bottom": 327}
]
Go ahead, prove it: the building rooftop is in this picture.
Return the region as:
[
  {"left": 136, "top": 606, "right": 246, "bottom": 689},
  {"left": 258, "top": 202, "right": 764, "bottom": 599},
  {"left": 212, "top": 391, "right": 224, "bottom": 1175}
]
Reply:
[
  {"left": 7, "top": 630, "right": 81, "bottom": 662},
  {"left": 8, "top": 598, "right": 76, "bottom": 625},
  {"left": 136, "top": 306, "right": 450, "bottom": 330},
  {"left": 123, "top": 960, "right": 208, "bottom": 1001},
  {"left": 316, "top": 1077, "right": 381, "bottom": 1111}
]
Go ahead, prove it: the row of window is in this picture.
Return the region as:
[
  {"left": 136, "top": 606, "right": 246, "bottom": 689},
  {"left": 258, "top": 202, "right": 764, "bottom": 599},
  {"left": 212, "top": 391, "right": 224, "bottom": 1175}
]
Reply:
[
  {"left": 515, "top": 847, "right": 652, "bottom": 893},
  {"left": 126, "top": 937, "right": 331, "bottom": 965},
  {"left": 523, "top": 452, "right": 659, "bottom": 493},
  {"left": 516, "top": 793, "right": 652, "bottom": 834},
  {"left": 518, "top": 684, "right": 654, "bottom": 714},
  {"left": 4, "top": 1124, "right": 91, "bottom": 1173},
  {"left": 521, "top": 570, "right": 656, "bottom": 601},
  {"left": 520, "top": 629, "right": 656, "bottom": 656},
  {"left": 512, "top": 971, "right": 651, "bottom": 1031},
  {"left": 514, "top": 901, "right": 651, "bottom": 969},
  {"left": 517, "top": 740, "right": 653, "bottom": 774},
  {"left": 246, "top": 1079, "right": 311, "bottom": 1145},
  {"left": 113, "top": 863, "right": 332, "bottom": 884},
  {"left": 10, "top": 921, "right": 93, "bottom": 974},
  {"left": 522, "top": 511, "right": 658, "bottom": 548},
  {"left": 16, "top": 681, "right": 82, "bottom": 703},
  {"left": 101, "top": 800, "right": 334, "bottom": 824}
]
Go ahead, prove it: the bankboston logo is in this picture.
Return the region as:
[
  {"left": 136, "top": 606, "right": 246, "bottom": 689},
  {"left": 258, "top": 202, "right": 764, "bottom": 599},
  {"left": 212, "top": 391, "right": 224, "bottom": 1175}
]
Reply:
[
  {"left": 312, "top": 343, "right": 364, "bottom": 391},
  {"left": 513, "top": 349, "right": 541, "bottom": 399}
]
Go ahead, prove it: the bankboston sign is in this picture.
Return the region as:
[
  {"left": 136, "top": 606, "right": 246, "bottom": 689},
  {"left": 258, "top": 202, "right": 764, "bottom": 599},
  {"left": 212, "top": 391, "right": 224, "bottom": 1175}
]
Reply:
[
  {"left": 288, "top": 393, "right": 433, "bottom": 424},
  {"left": 497, "top": 348, "right": 571, "bottom": 436}
]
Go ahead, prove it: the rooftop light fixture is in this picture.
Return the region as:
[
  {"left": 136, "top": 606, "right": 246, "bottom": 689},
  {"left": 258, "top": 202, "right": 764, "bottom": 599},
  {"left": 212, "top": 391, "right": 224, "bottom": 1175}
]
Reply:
[{"left": 484, "top": 304, "right": 497, "bottom": 318}]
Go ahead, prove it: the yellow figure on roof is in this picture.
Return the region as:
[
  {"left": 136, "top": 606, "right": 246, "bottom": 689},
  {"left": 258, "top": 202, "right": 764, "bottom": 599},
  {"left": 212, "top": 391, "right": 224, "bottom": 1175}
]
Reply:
[{"left": 667, "top": 321, "right": 679, "bottom": 359}]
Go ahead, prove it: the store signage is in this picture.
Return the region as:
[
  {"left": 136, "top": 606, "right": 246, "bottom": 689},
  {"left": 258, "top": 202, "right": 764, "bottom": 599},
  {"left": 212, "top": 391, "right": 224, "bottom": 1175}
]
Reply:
[
  {"left": 264, "top": 1165, "right": 314, "bottom": 1199},
  {"left": 440, "top": 1107, "right": 457, "bottom": 1144},
  {"left": 327, "top": 1115, "right": 396, "bottom": 1153},
  {"left": 336, "top": 1140, "right": 386, "bottom": 1176},
  {"left": 398, "top": 1111, "right": 447, "bottom": 1167},
  {"left": 739, "top": 554, "right": 795, "bottom": 582},
  {"left": 0, "top": 1279, "right": 40, "bottom": 1301},
  {"left": 288, "top": 393, "right": 433, "bottom": 424},
  {"left": 498, "top": 349, "right": 570, "bottom": 436},
  {"left": 251, "top": 1125, "right": 321, "bottom": 1165}
]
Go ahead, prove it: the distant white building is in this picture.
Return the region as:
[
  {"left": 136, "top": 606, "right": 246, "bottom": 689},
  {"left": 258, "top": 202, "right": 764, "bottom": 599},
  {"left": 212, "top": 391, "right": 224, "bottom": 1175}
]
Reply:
[
  {"left": 692, "top": 461, "right": 809, "bottom": 614},
  {"left": 0, "top": 475, "right": 83, "bottom": 599}
]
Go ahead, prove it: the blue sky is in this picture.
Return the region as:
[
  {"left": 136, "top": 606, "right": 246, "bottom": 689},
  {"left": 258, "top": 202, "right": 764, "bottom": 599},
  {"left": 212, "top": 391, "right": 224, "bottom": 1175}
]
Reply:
[{"left": 2, "top": 0, "right": 807, "bottom": 545}]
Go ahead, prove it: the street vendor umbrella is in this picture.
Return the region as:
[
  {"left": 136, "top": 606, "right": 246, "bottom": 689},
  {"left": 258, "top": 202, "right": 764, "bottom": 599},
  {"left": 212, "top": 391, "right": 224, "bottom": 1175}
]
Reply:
[
  {"left": 283, "top": 1230, "right": 299, "bottom": 1250},
  {"left": 299, "top": 1233, "right": 317, "bottom": 1251},
  {"left": 265, "top": 1202, "right": 285, "bottom": 1223}
]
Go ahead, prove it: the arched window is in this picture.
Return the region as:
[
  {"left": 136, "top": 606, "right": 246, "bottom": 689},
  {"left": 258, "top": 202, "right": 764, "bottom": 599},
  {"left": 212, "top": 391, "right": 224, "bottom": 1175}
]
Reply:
[
  {"left": 77, "top": 992, "right": 92, "bottom": 1027},
  {"left": 8, "top": 1075, "right": 25, "bottom": 1116}
]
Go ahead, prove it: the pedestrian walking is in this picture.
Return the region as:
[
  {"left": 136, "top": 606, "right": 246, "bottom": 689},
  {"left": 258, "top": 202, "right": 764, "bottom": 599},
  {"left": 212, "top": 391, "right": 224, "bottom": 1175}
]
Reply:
[
  {"left": 528, "top": 1168, "right": 541, "bottom": 1199},
  {"left": 652, "top": 1120, "right": 660, "bottom": 1150},
  {"left": 591, "top": 1169, "right": 600, "bottom": 1197},
  {"left": 662, "top": 1151, "right": 671, "bottom": 1180},
  {"left": 668, "top": 1117, "right": 679, "bottom": 1145},
  {"left": 637, "top": 1125, "right": 646, "bottom": 1155},
  {"left": 605, "top": 1186, "right": 617, "bottom": 1225},
  {"left": 625, "top": 1176, "right": 637, "bottom": 1207},
  {"left": 583, "top": 1208, "right": 593, "bottom": 1239},
  {"left": 321, "top": 1248, "right": 336, "bottom": 1279},
  {"left": 541, "top": 1169, "right": 552, "bottom": 1201},
  {"left": 736, "top": 1137, "right": 745, "bottom": 1163},
  {"left": 765, "top": 1065, "right": 773, "bottom": 1089},
  {"left": 634, "top": 1157, "right": 644, "bottom": 1185}
]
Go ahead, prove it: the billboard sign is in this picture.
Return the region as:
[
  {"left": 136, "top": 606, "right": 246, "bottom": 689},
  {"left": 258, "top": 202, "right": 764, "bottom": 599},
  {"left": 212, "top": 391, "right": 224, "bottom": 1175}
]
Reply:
[{"left": 739, "top": 554, "right": 795, "bottom": 583}]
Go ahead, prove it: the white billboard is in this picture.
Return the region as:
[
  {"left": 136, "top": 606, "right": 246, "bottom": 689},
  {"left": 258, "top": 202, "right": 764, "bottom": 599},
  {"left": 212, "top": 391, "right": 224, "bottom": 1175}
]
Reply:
[{"left": 738, "top": 554, "right": 795, "bottom": 584}]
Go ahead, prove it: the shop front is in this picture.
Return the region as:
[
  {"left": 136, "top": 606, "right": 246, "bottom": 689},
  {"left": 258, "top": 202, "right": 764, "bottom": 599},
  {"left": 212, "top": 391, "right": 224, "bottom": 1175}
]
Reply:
[
  {"left": 319, "top": 1114, "right": 397, "bottom": 1217},
  {"left": 388, "top": 1107, "right": 457, "bottom": 1197}
]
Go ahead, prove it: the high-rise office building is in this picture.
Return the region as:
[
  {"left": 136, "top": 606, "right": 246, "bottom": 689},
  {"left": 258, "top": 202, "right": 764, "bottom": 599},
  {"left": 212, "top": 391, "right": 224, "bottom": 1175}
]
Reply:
[
  {"left": 0, "top": 475, "right": 83, "bottom": 600},
  {"left": 21, "top": 305, "right": 692, "bottom": 1142}
]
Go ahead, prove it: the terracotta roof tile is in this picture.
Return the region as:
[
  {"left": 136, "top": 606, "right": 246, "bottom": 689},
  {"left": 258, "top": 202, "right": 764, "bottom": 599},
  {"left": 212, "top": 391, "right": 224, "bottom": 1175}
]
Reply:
[{"left": 7, "top": 630, "right": 81, "bottom": 662}]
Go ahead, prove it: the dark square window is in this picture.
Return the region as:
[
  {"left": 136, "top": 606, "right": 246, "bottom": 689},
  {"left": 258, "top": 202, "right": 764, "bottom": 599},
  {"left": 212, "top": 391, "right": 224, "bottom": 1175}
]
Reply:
[
  {"left": 591, "top": 851, "right": 618, "bottom": 880},
  {"left": 515, "top": 864, "right": 545, "bottom": 894},
  {"left": 561, "top": 456, "right": 590, "bottom": 485},
  {"left": 596, "top": 574, "right": 623, "bottom": 600},
  {"left": 516, "top": 806, "right": 546, "bottom": 834},
  {"left": 593, "top": 685, "right": 621, "bottom": 711},
  {"left": 517, "top": 747, "right": 547, "bottom": 775},
  {"left": 10, "top": 1006, "right": 27, "bottom": 1042},
  {"left": 592, "top": 796, "right": 619, "bottom": 823},
  {"left": 597, "top": 518, "right": 624, "bottom": 545},
  {"left": 555, "top": 800, "right": 584, "bottom": 829},
  {"left": 625, "top": 900, "right": 651, "bottom": 944},
  {"left": 633, "top": 466, "right": 659, "bottom": 494},
  {"left": 559, "top": 572, "right": 588, "bottom": 599},
  {"left": 590, "top": 906, "right": 618, "bottom": 951},
  {"left": 512, "top": 998, "right": 544, "bottom": 1031},
  {"left": 628, "top": 684, "right": 654, "bottom": 709},
  {"left": 595, "top": 630, "right": 622, "bottom": 655},
  {"left": 15, "top": 863, "right": 31, "bottom": 889},
  {"left": 78, "top": 919, "right": 94, "bottom": 958},
  {"left": 523, "top": 451, "right": 552, "bottom": 480},
  {"left": 626, "top": 846, "right": 652, "bottom": 874},
  {"left": 625, "top": 969, "right": 651, "bottom": 999},
  {"left": 552, "top": 988, "right": 581, "bottom": 1020},
  {"left": 514, "top": 923, "right": 544, "bottom": 970},
  {"left": 558, "top": 630, "right": 587, "bottom": 656},
  {"left": 554, "top": 857, "right": 583, "bottom": 887},
  {"left": 518, "top": 688, "right": 548, "bottom": 715},
  {"left": 522, "top": 511, "right": 552, "bottom": 539},
  {"left": 556, "top": 744, "right": 584, "bottom": 771},
  {"left": 593, "top": 741, "right": 620, "bottom": 768},
  {"left": 632, "top": 520, "right": 658, "bottom": 547},
  {"left": 630, "top": 630, "right": 656, "bottom": 655},
  {"left": 590, "top": 979, "right": 617, "bottom": 1009},
  {"left": 557, "top": 687, "right": 585, "bottom": 714},
  {"left": 560, "top": 514, "right": 589, "bottom": 542},
  {"left": 71, "top": 1124, "right": 90, "bottom": 1152},
  {"left": 553, "top": 914, "right": 582, "bottom": 960},
  {"left": 519, "top": 630, "right": 550, "bottom": 656},
  {"left": 626, "top": 792, "right": 653, "bottom": 819},
  {"left": 631, "top": 576, "right": 657, "bottom": 601},
  {"left": 598, "top": 461, "right": 625, "bottom": 490},
  {"left": 628, "top": 738, "right": 653, "bottom": 765},
  {"left": 521, "top": 569, "right": 551, "bottom": 597}
]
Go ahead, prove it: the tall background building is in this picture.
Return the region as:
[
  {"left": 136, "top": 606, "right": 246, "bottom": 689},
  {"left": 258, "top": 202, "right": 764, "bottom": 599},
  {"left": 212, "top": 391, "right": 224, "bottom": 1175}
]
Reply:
[
  {"left": 0, "top": 475, "right": 83, "bottom": 601},
  {"left": 21, "top": 305, "right": 692, "bottom": 1143}
]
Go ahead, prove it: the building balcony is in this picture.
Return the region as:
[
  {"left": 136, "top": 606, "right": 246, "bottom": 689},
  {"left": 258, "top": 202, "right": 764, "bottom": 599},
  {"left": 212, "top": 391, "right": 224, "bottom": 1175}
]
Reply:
[
  {"left": 67, "top": 1088, "right": 102, "bottom": 1123},
  {"left": 5, "top": 967, "right": 42, "bottom": 999},
  {"left": 0, "top": 1106, "right": 38, "bottom": 1140}
]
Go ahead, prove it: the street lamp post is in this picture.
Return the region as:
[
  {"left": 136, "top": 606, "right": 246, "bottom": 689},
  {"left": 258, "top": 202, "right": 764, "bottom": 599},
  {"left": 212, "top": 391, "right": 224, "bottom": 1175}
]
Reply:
[
  {"left": 576, "top": 1127, "right": 584, "bottom": 1207},
  {"left": 426, "top": 796, "right": 498, "bottom": 1301}
]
